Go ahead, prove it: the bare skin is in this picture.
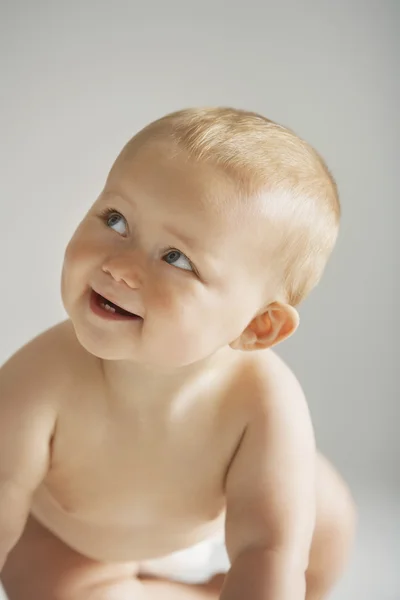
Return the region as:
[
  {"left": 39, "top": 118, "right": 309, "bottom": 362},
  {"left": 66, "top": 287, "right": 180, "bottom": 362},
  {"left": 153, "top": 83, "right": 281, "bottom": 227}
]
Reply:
[{"left": 0, "top": 140, "right": 356, "bottom": 600}]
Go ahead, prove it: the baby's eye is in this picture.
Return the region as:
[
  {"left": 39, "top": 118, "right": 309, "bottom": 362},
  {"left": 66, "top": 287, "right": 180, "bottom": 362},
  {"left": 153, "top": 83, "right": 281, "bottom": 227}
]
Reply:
[
  {"left": 102, "top": 209, "right": 128, "bottom": 236},
  {"left": 163, "top": 249, "right": 194, "bottom": 272}
]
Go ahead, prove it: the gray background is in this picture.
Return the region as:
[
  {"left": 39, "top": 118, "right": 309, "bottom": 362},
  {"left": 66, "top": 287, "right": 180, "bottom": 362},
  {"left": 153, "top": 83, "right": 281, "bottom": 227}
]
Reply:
[{"left": 0, "top": 1, "right": 398, "bottom": 598}]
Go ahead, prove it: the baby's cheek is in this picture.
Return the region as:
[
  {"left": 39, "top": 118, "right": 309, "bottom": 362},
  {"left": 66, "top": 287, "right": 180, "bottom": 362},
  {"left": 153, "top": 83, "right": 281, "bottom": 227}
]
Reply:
[
  {"left": 148, "top": 278, "right": 192, "bottom": 317},
  {"left": 66, "top": 230, "right": 104, "bottom": 265},
  {"left": 146, "top": 289, "right": 196, "bottom": 340},
  {"left": 62, "top": 235, "right": 101, "bottom": 301},
  {"left": 167, "top": 301, "right": 218, "bottom": 351},
  {"left": 63, "top": 241, "right": 84, "bottom": 277},
  {"left": 149, "top": 286, "right": 176, "bottom": 314}
]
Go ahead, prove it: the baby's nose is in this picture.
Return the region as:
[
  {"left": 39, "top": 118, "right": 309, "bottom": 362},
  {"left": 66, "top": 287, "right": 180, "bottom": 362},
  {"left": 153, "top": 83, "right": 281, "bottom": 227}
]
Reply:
[{"left": 101, "top": 255, "right": 143, "bottom": 289}]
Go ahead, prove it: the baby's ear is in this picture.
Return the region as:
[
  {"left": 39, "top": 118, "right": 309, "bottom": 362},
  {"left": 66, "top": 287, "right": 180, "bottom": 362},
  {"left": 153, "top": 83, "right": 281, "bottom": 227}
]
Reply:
[{"left": 230, "top": 302, "right": 299, "bottom": 351}]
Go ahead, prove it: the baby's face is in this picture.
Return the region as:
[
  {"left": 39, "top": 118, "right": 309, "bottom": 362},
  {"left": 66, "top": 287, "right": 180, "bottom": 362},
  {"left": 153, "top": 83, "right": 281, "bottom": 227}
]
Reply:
[{"left": 62, "top": 141, "right": 278, "bottom": 367}]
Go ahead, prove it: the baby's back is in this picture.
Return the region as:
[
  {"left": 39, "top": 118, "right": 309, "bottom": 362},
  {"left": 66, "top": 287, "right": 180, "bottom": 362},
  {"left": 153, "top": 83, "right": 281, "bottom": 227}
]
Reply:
[{"left": 27, "top": 321, "right": 261, "bottom": 562}]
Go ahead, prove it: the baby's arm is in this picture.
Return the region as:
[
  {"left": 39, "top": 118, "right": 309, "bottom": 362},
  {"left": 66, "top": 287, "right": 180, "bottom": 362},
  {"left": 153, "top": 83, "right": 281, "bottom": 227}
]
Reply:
[
  {"left": 221, "top": 363, "right": 316, "bottom": 600},
  {"left": 0, "top": 344, "right": 57, "bottom": 570}
]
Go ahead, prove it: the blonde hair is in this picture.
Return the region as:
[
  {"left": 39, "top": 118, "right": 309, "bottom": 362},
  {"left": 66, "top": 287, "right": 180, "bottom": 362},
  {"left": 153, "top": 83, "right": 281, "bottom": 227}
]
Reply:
[{"left": 130, "top": 107, "right": 340, "bottom": 306}]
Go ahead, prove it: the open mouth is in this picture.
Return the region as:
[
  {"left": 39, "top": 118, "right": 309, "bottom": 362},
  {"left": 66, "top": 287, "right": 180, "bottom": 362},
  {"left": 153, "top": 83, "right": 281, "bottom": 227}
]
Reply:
[{"left": 90, "top": 290, "right": 141, "bottom": 320}]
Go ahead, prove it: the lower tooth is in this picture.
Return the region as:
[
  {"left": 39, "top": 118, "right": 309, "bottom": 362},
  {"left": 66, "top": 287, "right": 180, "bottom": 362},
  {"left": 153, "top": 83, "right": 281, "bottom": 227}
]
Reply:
[{"left": 101, "top": 302, "right": 116, "bottom": 313}]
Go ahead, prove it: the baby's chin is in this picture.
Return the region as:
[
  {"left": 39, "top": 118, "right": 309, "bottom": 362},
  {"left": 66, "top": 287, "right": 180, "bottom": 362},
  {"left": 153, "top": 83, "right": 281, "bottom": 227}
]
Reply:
[
  {"left": 69, "top": 323, "right": 186, "bottom": 368},
  {"left": 68, "top": 320, "right": 133, "bottom": 361}
]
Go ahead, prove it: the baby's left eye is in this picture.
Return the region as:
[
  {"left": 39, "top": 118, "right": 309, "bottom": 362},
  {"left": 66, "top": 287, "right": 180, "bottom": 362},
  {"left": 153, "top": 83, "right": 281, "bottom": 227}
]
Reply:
[
  {"left": 163, "top": 249, "right": 194, "bottom": 272},
  {"left": 102, "top": 209, "right": 128, "bottom": 236}
]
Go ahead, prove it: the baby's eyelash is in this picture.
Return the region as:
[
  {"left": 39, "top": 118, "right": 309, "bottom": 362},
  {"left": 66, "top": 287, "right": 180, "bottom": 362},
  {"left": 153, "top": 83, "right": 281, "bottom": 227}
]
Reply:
[{"left": 99, "top": 207, "right": 120, "bottom": 221}]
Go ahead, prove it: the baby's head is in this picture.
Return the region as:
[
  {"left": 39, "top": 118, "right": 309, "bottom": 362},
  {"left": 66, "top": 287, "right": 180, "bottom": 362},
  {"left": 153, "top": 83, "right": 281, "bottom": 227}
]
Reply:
[{"left": 62, "top": 107, "right": 340, "bottom": 368}]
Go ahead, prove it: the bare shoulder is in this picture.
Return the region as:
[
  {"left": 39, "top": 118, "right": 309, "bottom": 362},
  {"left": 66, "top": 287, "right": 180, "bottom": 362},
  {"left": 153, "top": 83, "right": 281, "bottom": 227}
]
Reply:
[
  {"left": 223, "top": 349, "right": 314, "bottom": 469},
  {"left": 0, "top": 320, "right": 96, "bottom": 487},
  {"left": 0, "top": 319, "right": 96, "bottom": 413},
  {"left": 234, "top": 349, "right": 310, "bottom": 416}
]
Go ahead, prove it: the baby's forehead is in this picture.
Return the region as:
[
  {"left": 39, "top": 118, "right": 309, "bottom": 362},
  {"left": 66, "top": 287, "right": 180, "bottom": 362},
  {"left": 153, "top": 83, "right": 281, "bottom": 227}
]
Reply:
[
  {"left": 112, "top": 142, "right": 285, "bottom": 245},
  {"left": 108, "top": 143, "right": 274, "bottom": 248},
  {"left": 110, "top": 139, "right": 250, "bottom": 216}
]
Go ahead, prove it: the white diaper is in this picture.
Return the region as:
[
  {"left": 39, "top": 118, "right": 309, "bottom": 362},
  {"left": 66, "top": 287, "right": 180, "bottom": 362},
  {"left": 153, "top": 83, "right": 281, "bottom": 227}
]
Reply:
[
  {"left": 0, "top": 533, "right": 230, "bottom": 597},
  {"left": 138, "top": 530, "right": 231, "bottom": 585}
]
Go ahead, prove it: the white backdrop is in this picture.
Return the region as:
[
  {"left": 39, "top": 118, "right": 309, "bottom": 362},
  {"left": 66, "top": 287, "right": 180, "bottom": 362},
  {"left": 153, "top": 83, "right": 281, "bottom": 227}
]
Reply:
[{"left": 1, "top": 2, "right": 399, "bottom": 598}]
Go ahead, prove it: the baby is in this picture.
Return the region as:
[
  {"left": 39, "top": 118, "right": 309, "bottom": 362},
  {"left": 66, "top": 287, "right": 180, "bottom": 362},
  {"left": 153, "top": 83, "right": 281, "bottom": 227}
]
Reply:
[{"left": 0, "top": 107, "right": 356, "bottom": 600}]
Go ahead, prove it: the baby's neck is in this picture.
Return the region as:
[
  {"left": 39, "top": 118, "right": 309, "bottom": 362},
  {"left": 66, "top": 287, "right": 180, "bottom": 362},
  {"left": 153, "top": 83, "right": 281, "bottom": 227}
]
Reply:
[{"left": 100, "top": 346, "right": 236, "bottom": 409}]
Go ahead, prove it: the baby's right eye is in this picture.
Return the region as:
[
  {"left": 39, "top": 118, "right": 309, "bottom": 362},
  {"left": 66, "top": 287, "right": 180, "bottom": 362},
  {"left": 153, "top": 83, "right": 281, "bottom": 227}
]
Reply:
[{"left": 100, "top": 208, "right": 128, "bottom": 236}]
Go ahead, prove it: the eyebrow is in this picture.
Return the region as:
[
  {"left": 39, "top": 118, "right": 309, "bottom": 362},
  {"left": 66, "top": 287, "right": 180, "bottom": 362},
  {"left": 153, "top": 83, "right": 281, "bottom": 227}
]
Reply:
[{"left": 163, "top": 224, "right": 205, "bottom": 252}]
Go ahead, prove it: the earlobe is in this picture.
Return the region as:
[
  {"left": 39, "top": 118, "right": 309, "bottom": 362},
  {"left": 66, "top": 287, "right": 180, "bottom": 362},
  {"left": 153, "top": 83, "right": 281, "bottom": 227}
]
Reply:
[{"left": 229, "top": 302, "right": 299, "bottom": 352}]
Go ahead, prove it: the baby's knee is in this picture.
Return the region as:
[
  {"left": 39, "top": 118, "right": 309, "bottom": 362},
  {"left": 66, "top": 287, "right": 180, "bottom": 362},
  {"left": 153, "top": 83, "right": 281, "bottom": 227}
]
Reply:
[
  {"left": 339, "top": 481, "right": 357, "bottom": 541},
  {"left": 322, "top": 462, "right": 357, "bottom": 548},
  {"left": 308, "top": 457, "right": 357, "bottom": 593},
  {"left": 321, "top": 479, "right": 357, "bottom": 557}
]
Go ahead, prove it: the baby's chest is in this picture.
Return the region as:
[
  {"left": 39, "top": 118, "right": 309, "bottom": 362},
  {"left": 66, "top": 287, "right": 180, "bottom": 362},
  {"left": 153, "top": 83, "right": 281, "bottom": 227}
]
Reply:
[{"left": 45, "top": 410, "right": 231, "bottom": 524}]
